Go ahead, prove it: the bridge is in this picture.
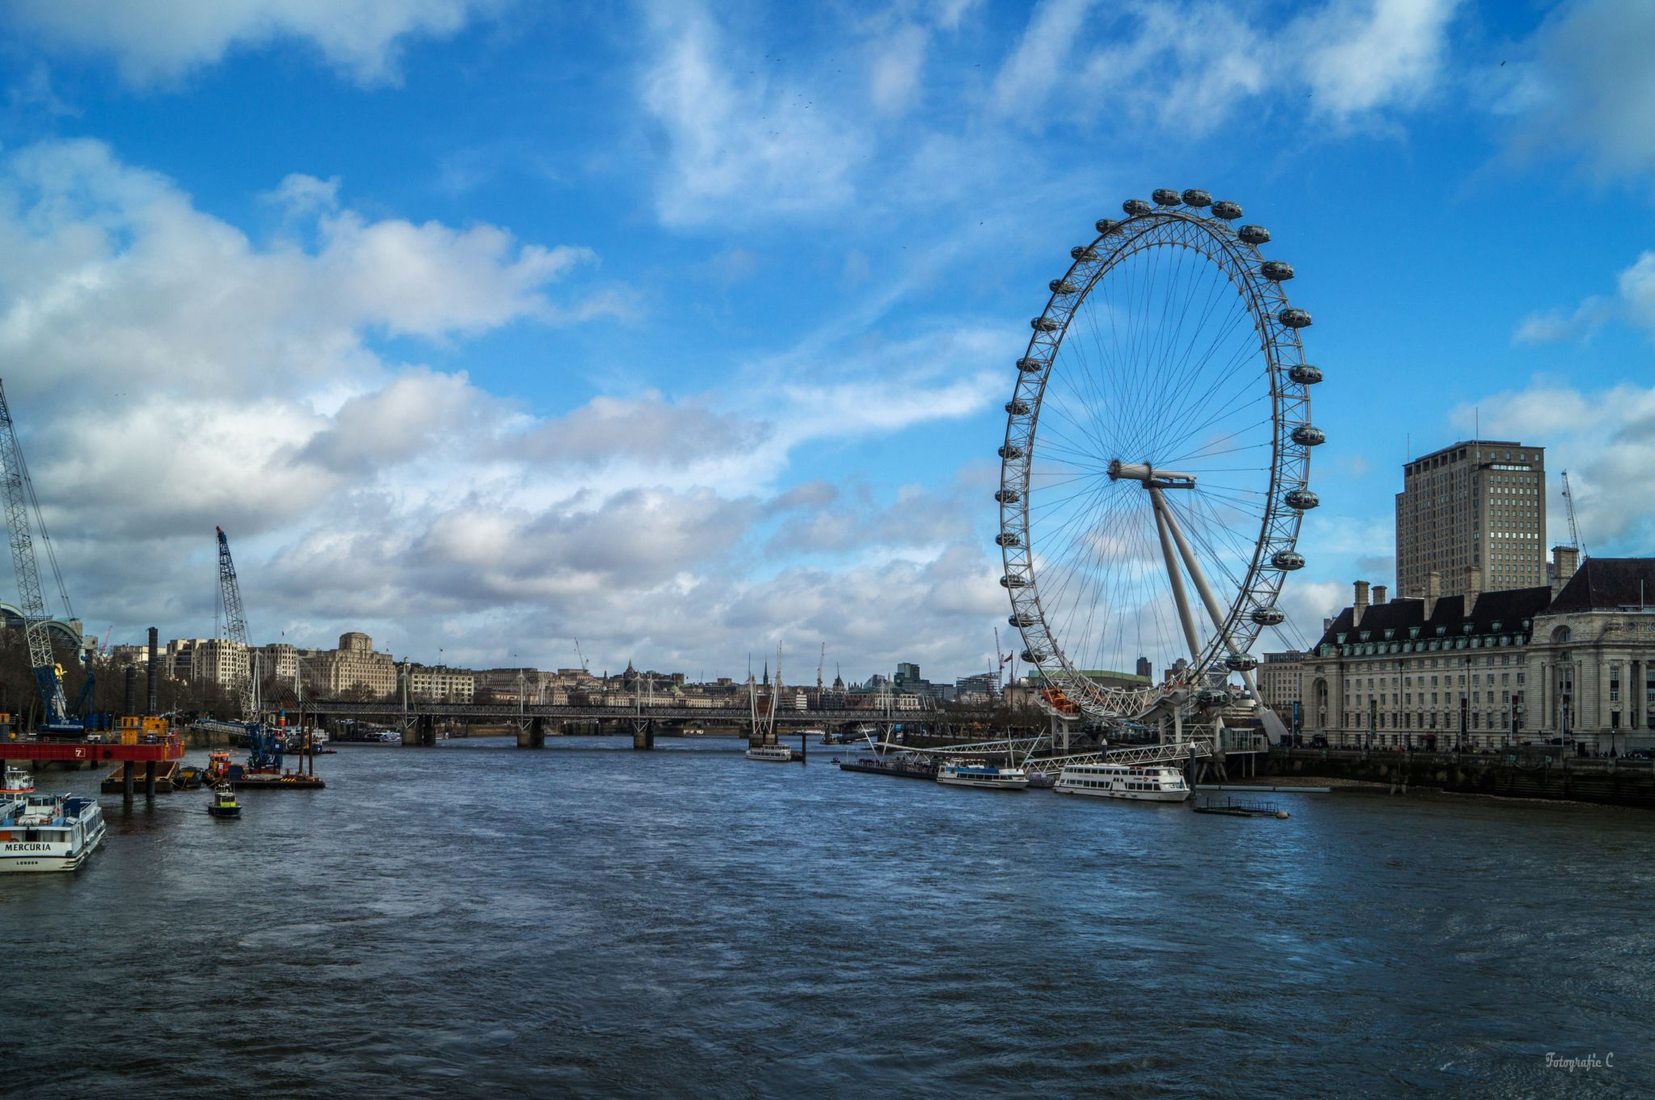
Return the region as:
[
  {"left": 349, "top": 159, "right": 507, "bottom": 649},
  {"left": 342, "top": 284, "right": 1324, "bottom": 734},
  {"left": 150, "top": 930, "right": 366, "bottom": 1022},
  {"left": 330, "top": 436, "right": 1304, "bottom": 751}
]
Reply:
[{"left": 290, "top": 697, "right": 942, "bottom": 750}]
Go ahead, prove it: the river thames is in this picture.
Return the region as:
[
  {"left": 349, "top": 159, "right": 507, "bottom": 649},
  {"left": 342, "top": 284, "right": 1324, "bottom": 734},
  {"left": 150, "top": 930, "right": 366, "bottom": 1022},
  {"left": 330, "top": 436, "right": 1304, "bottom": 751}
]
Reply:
[{"left": 3, "top": 736, "right": 1648, "bottom": 1097}]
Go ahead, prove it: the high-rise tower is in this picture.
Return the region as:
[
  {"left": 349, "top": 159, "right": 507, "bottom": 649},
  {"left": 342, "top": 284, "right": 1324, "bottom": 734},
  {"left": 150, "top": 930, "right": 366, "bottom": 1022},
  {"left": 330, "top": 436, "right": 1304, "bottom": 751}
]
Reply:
[{"left": 1395, "top": 440, "right": 1546, "bottom": 598}]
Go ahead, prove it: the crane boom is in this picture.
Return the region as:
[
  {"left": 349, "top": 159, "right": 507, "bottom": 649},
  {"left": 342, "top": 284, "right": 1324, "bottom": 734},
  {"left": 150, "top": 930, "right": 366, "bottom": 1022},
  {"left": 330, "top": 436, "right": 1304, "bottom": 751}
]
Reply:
[
  {"left": 215, "top": 526, "right": 256, "bottom": 720},
  {"left": 0, "top": 379, "right": 74, "bottom": 729},
  {"left": 1560, "top": 470, "right": 1585, "bottom": 555}
]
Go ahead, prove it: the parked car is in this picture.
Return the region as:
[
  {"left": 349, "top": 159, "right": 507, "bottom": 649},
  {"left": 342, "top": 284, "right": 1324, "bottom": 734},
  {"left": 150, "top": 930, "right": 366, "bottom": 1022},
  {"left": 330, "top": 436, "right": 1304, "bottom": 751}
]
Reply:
[{"left": 1623, "top": 749, "right": 1653, "bottom": 760}]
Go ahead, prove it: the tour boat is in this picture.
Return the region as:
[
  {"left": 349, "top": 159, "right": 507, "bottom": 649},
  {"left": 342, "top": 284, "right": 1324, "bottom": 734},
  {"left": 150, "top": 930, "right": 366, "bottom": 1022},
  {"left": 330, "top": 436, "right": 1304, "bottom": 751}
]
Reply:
[
  {"left": 936, "top": 759, "right": 1029, "bottom": 790},
  {"left": 207, "top": 783, "right": 241, "bottom": 818},
  {"left": 2, "top": 766, "right": 35, "bottom": 800},
  {"left": 745, "top": 744, "right": 799, "bottom": 763},
  {"left": 0, "top": 790, "right": 108, "bottom": 873},
  {"left": 1053, "top": 762, "right": 1191, "bottom": 803}
]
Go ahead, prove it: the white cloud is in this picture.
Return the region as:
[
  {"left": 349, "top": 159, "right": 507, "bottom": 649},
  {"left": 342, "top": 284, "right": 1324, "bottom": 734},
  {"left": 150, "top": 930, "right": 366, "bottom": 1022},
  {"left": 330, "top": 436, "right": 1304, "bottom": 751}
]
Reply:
[
  {"left": 1499, "top": 0, "right": 1655, "bottom": 178},
  {"left": 868, "top": 23, "right": 929, "bottom": 114},
  {"left": 1512, "top": 250, "right": 1655, "bottom": 344},
  {"left": 639, "top": 3, "right": 866, "bottom": 227},
  {"left": 991, "top": 0, "right": 1095, "bottom": 118},
  {"left": 6, "top": 0, "right": 495, "bottom": 86},
  {"left": 1292, "top": 0, "right": 1460, "bottom": 121}
]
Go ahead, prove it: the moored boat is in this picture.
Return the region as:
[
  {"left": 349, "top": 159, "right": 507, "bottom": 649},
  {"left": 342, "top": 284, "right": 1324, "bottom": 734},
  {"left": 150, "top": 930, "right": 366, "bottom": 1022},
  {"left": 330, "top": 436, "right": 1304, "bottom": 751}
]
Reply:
[
  {"left": 936, "top": 759, "right": 1029, "bottom": 790},
  {"left": 1054, "top": 762, "right": 1190, "bottom": 802},
  {"left": 837, "top": 751, "right": 937, "bottom": 780},
  {"left": 745, "top": 744, "right": 800, "bottom": 763},
  {"left": 1, "top": 790, "right": 107, "bottom": 872}
]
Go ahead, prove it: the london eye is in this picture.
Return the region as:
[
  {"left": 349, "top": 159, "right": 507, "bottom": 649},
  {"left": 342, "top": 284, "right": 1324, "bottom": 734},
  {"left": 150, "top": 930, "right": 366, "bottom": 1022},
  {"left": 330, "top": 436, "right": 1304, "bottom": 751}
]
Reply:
[{"left": 996, "top": 189, "right": 1321, "bottom": 725}]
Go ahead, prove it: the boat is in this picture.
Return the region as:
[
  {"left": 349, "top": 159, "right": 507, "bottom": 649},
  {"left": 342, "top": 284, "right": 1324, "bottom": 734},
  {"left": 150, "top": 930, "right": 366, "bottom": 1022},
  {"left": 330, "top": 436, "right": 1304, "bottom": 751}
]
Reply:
[
  {"left": 207, "top": 783, "right": 241, "bottom": 818},
  {"left": 745, "top": 744, "right": 800, "bottom": 763},
  {"left": 2, "top": 766, "right": 35, "bottom": 799},
  {"left": 936, "top": 759, "right": 1029, "bottom": 790},
  {"left": 837, "top": 751, "right": 937, "bottom": 780},
  {"left": 1053, "top": 762, "right": 1191, "bottom": 802},
  {"left": 1, "top": 790, "right": 107, "bottom": 873}
]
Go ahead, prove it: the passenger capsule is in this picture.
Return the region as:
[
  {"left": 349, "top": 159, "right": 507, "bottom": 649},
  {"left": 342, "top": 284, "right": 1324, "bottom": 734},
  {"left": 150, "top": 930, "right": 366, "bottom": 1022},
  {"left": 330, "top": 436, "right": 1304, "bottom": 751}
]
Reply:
[
  {"left": 994, "top": 488, "right": 1021, "bottom": 504},
  {"left": 1181, "top": 189, "right": 1212, "bottom": 207},
  {"left": 1070, "top": 245, "right": 1098, "bottom": 261},
  {"left": 1239, "top": 225, "right": 1271, "bottom": 245},
  {"left": 1152, "top": 188, "right": 1182, "bottom": 205},
  {"left": 1009, "top": 613, "right": 1038, "bottom": 628},
  {"left": 1278, "top": 308, "right": 1312, "bottom": 329},
  {"left": 1005, "top": 400, "right": 1030, "bottom": 416},
  {"left": 1017, "top": 357, "right": 1044, "bottom": 373},
  {"left": 1095, "top": 218, "right": 1120, "bottom": 234},
  {"left": 1049, "top": 279, "right": 1079, "bottom": 294},
  {"left": 1123, "top": 198, "right": 1152, "bottom": 216},
  {"left": 1272, "top": 550, "right": 1305, "bottom": 571},
  {"left": 1285, "top": 488, "right": 1319, "bottom": 510},
  {"left": 1225, "top": 654, "right": 1259, "bottom": 672},
  {"left": 1031, "top": 316, "right": 1059, "bottom": 332},
  {"left": 1251, "top": 607, "right": 1286, "bottom": 626},
  {"left": 1288, "top": 364, "right": 1323, "bottom": 385},
  {"left": 1000, "top": 575, "right": 1027, "bottom": 589},
  {"left": 1291, "top": 424, "right": 1326, "bottom": 446},
  {"left": 995, "top": 531, "right": 1021, "bottom": 547},
  {"left": 1020, "top": 649, "right": 1045, "bottom": 664},
  {"left": 1260, "top": 261, "right": 1295, "bottom": 282},
  {"left": 1211, "top": 201, "right": 1243, "bottom": 220},
  {"left": 998, "top": 444, "right": 1024, "bottom": 460}
]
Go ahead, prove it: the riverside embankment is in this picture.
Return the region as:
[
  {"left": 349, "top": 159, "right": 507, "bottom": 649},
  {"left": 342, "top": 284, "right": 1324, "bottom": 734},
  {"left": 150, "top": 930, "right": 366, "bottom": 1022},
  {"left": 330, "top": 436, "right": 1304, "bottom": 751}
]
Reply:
[{"left": 1263, "top": 746, "right": 1655, "bottom": 809}]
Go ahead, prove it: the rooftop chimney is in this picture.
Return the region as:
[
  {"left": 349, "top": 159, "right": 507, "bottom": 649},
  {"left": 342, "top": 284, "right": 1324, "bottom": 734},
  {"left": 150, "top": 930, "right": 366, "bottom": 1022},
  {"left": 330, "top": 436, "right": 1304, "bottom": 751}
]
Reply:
[
  {"left": 1373, "top": 585, "right": 1388, "bottom": 606},
  {"left": 1551, "top": 545, "right": 1581, "bottom": 594},
  {"left": 1353, "top": 580, "right": 1370, "bottom": 628}
]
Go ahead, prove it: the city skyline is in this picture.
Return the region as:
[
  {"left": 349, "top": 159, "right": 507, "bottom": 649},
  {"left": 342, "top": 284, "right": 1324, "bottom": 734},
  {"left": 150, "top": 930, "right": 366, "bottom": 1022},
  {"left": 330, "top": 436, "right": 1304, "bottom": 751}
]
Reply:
[{"left": 0, "top": 2, "right": 1652, "bottom": 686}]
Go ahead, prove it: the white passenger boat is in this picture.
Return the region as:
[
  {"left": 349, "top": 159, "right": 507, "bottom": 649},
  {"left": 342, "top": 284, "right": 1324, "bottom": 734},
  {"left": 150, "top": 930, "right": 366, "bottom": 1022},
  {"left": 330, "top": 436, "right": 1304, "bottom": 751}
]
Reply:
[
  {"left": 1054, "top": 762, "right": 1190, "bottom": 802},
  {"left": 1, "top": 790, "right": 108, "bottom": 873},
  {"left": 2, "top": 766, "right": 35, "bottom": 799},
  {"left": 745, "top": 744, "right": 799, "bottom": 763},
  {"left": 936, "top": 760, "right": 1029, "bottom": 790}
]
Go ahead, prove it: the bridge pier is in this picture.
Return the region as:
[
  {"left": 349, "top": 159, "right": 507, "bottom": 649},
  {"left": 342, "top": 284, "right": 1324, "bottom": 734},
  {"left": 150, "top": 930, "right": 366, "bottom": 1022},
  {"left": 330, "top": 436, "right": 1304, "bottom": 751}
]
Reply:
[
  {"left": 122, "top": 761, "right": 134, "bottom": 804},
  {"left": 632, "top": 718, "right": 654, "bottom": 750},
  {"left": 516, "top": 717, "right": 547, "bottom": 749}
]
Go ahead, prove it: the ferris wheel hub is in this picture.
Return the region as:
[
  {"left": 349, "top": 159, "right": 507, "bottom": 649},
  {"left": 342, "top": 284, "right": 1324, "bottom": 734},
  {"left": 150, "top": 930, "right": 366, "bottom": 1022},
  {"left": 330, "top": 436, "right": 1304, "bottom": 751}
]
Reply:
[{"left": 1107, "top": 460, "right": 1197, "bottom": 489}]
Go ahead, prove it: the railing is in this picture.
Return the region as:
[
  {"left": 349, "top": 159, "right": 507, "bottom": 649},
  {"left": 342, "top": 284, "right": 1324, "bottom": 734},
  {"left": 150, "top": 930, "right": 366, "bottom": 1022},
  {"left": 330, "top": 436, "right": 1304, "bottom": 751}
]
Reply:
[{"left": 1023, "top": 739, "right": 1214, "bottom": 775}]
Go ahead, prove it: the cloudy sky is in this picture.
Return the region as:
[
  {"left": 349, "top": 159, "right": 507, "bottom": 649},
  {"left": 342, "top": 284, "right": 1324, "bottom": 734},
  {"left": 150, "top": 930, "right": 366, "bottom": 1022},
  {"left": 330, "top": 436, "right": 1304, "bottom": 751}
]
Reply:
[{"left": 0, "top": 0, "right": 1650, "bottom": 686}]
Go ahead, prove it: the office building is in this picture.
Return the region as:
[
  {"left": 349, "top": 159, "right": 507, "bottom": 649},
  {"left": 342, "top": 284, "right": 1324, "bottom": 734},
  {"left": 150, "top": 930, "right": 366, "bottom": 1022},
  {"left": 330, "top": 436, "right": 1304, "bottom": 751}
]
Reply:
[{"left": 1396, "top": 440, "right": 1546, "bottom": 598}]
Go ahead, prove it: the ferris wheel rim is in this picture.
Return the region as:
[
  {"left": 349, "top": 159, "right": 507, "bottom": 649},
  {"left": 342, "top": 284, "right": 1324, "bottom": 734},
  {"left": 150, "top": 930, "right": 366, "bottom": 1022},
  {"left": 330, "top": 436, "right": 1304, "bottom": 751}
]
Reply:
[{"left": 995, "top": 194, "right": 1317, "bottom": 722}]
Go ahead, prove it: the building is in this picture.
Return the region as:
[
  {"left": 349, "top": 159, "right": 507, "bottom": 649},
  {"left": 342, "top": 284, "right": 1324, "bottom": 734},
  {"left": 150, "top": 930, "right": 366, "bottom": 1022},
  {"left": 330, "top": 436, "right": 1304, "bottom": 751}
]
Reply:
[
  {"left": 408, "top": 665, "right": 476, "bottom": 703},
  {"left": 300, "top": 631, "right": 398, "bottom": 699},
  {"left": 1296, "top": 548, "right": 1655, "bottom": 753},
  {"left": 1255, "top": 651, "right": 1306, "bottom": 715},
  {"left": 1396, "top": 440, "right": 1546, "bottom": 598},
  {"left": 1524, "top": 556, "right": 1655, "bottom": 750}
]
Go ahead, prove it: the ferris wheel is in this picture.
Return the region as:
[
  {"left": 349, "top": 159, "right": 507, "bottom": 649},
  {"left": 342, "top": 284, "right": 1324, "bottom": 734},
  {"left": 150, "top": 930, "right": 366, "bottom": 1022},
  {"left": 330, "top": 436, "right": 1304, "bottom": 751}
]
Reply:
[{"left": 996, "top": 188, "right": 1322, "bottom": 723}]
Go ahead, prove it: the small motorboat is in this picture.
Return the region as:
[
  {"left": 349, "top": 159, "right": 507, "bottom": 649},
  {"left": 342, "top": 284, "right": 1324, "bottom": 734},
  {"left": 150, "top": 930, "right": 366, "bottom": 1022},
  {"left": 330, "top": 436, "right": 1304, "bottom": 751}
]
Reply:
[{"left": 207, "top": 783, "right": 241, "bottom": 818}]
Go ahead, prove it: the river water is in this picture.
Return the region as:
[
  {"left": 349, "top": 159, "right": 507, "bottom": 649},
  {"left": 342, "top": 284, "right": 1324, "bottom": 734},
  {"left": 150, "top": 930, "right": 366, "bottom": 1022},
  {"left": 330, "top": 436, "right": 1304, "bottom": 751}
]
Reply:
[{"left": 3, "top": 736, "right": 1648, "bottom": 1097}]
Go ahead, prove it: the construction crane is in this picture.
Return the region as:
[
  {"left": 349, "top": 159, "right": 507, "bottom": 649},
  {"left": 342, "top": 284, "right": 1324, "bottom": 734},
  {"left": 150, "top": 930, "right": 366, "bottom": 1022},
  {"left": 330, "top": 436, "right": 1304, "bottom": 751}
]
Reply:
[
  {"left": 816, "top": 643, "right": 825, "bottom": 693},
  {"left": 214, "top": 526, "right": 257, "bottom": 722},
  {"left": 1560, "top": 470, "right": 1585, "bottom": 556},
  {"left": 574, "top": 638, "right": 589, "bottom": 673},
  {"left": 0, "top": 378, "right": 82, "bottom": 733}
]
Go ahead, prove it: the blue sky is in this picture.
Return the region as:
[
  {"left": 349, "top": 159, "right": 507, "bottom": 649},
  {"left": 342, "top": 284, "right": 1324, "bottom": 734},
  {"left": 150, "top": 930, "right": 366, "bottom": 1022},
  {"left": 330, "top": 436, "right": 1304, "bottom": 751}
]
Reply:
[{"left": 0, "top": 0, "right": 1651, "bottom": 686}]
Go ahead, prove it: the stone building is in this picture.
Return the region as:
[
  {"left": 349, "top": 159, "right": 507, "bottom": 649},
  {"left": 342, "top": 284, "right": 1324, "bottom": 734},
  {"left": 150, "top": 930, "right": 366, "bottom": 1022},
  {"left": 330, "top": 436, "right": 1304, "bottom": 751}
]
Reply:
[
  {"left": 1298, "top": 549, "right": 1652, "bottom": 753},
  {"left": 301, "top": 631, "right": 398, "bottom": 699},
  {"left": 408, "top": 665, "right": 476, "bottom": 703},
  {"left": 1396, "top": 440, "right": 1546, "bottom": 598}
]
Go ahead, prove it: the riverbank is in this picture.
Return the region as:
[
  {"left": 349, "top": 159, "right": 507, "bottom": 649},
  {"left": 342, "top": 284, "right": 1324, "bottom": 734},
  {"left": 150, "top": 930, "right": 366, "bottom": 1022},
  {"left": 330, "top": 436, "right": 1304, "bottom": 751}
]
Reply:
[{"left": 1262, "top": 746, "right": 1655, "bottom": 809}]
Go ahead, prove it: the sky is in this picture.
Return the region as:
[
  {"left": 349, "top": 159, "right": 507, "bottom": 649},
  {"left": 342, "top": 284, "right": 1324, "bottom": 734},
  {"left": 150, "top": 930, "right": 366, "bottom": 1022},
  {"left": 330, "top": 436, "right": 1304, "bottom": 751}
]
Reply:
[{"left": 0, "top": 0, "right": 1651, "bottom": 687}]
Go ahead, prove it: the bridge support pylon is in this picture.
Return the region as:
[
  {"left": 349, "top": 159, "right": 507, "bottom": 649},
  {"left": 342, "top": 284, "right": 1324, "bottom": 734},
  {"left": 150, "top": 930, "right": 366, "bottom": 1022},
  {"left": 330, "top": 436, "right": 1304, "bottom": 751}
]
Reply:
[
  {"left": 631, "top": 718, "right": 654, "bottom": 750},
  {"left": 517, "top": 717, "right": 547, "bottom": 749}
]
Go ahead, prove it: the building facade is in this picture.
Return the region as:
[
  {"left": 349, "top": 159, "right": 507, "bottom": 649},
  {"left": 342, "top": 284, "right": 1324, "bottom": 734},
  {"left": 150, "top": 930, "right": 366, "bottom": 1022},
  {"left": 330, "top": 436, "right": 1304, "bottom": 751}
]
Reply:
[
  {"left": 1396, "top": 440, "right": 1547, "bottom": 598},
  {"left": 1298, "top": 551, "right": 1651, "bottom": 753}
]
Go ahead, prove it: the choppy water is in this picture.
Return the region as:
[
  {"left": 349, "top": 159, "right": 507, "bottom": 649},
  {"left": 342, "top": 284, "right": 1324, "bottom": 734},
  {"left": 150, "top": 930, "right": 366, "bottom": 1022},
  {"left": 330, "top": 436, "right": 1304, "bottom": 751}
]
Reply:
[{"left": 3, "top": 737, "right": 1649, "bottom": 1097}]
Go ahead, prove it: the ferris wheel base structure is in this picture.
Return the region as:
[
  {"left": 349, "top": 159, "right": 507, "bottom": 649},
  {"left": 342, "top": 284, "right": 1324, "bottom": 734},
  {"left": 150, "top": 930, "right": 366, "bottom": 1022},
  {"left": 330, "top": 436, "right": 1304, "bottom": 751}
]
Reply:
[{"left": 997, "top": 188, "right": 1320, "bottom": 733}]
